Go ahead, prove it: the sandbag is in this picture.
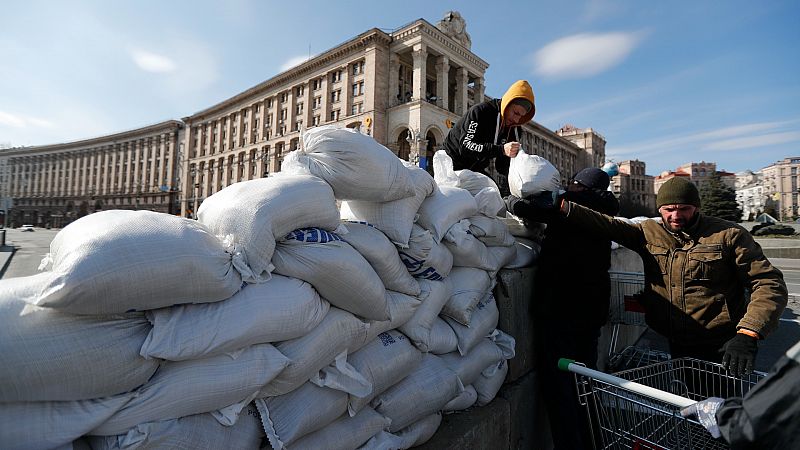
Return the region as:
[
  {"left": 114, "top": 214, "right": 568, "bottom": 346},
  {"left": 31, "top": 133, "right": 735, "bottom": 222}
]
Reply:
[
  {"left": 398, "top": 225, "right": 453, "bottom": 281},
  {"left": 257, "top": 382, "right": 348, "bottom": 449},
  {"left": 87, "top": 403, "right": 264, "bottom": 450},
  {"left": 443, "top": 385, "right": 478, "bottom": 412},
  {"left": 371, "top": 353, "right": 462, "bottom": 432},
  {"left": 141, "top": 275, "right": 328, "bottom": 361},
  {"left": 505, "top": 237, "right": 541, "bottom": 268},
  {"left": 197, "top": 174, "right": 341, "bottom": 283},
  {"left": 291, "top": 407, "right": 391, "bottom": 450},
  {"left": 0, "top": 274, "right": 157, "bottom": 402},
  {"left": 416, "top": 186, "right": 478, "bottom": 242},
  {"left": 487, "top": 245, "right": 518, "bottom": 276},
  {"left": 340, "top": 163, "right": 436, "bottom": 248},
  {"left": 34, "top": 210, "right": 243, "bottom": 314},
  {"left": 398, "top": 279, "right": 450, "bottom": 353},
  {"left": 508, "top": 151, "right": 561, "bottom": 198},
  {"left": 360, "top": 290, "right": 421, "bottom": 348},
  {"left": 361, "top": 413, "right": 442, "bottom": 449},
  {"left": 443, "top": 220, "right": 495, "bottom": 270},
  {"left": 91, "top": 343, "right": 289, "bottom": 436},
  {"left": 261, "top": 307, "right": 369, "bottom": 397},
  {"left": 444, "top": 294, "right": 500, "bottom": 356},
  {"left": 272, "top": 228, "right": 388, "bottom": 320},
  {"left": 474, "top": 359, "right": 509, "bottom": 406},
  {"left": 441, "top": 267, "right": 494, "bottom": 326},
  {"left": 440, "top": 339, "right": 506, "bottom": 386},
  {"left": 285, "top": 125, "right": 415, "bottom": 201},
  {"left": 348, "top": 330, "right": 423, "bottom": 415},
  {"left": 0, "top": 395, "right": 132, "bottom": 450},
  {"left": 466, "top": 215, "right": 515, "bottom": 247},
  {"left": 428, "top": 317, "right": 459, "bottom": 355},
  {"left": 337, "top": 222, "right": 420, "bottom": 296}
]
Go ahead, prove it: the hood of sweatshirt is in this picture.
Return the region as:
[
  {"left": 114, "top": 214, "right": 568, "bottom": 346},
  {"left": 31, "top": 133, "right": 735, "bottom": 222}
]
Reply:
[{"left": 500, "top": 80, "right": 536, "bottom": 124}]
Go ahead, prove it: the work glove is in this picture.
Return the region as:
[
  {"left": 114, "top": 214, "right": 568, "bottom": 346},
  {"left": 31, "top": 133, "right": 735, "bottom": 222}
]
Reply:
[
  {"left": 680, "top": 397, "right": 725, "bottom": 439},
  {"left": 721, "top": 333, "right": 758, "bottom": 377}
]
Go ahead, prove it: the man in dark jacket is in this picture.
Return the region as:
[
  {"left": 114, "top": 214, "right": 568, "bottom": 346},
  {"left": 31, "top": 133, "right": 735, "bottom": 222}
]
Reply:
[
  {"left": 443, "top": 80, "right": 535, "bottom": 195},
  {"left": 681, "top": 338, "right": 800, "bottom": 449},
  {"left": 508, "top": 167, "right": 620, "bottom": 450},
  {"left": 509, "top": 177, "right": 788, "bottom": 377}
]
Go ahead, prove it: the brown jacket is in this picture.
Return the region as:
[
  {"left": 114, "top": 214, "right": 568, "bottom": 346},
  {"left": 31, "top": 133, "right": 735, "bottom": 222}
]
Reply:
[{"left": 566, "top": 203, "right": 787, "bottom": 346}]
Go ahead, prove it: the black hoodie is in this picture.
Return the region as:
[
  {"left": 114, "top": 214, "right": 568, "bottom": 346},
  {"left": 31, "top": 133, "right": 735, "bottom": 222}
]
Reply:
[{"left": 442, "top": 99, "right": 519, "bottom": 175}]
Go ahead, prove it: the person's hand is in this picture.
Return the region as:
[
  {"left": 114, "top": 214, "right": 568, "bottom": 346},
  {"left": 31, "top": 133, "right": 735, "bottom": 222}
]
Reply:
[
  {"left": 722, "top": 333, "right": 758, "bottom": 377},
  {"left": 504, "top": 194, "right": 531, "bottom": 217},
  {"left": 680, "top": 397, "right": 725, "bottom": 439},
  {"left": 503, "top": 142, "right": 520, "bottom": 158},
  {"left": 529, "top": 190, "right": 564, "bottom": 210}
]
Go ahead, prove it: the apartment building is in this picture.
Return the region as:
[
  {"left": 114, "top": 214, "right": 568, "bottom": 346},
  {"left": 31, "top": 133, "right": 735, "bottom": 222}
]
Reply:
[
  {"left": 761, "top": 157, "right": 800, "bottom": 220},
  {"left": 609, "top": 159, "right": 655, "bottom": 213}
]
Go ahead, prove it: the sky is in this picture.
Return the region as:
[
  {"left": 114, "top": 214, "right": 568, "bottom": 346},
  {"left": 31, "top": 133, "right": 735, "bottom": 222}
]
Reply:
[{"left": 1, "top": 0, "right": 798, "bottom": 176}]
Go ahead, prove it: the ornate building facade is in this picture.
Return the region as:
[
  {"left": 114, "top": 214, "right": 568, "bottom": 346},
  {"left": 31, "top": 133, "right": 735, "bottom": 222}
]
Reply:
[
  {"left": 0, "top": 12, "right": 598, "bottom": 225},
  {"left": 610, "top": 159, "right": 656, "bottom": 214}
]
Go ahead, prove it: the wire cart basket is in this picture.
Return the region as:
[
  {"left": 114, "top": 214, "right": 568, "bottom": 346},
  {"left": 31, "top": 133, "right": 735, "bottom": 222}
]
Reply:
[{"left": 561, "top": 357, "right": 766, "bottom": 449}]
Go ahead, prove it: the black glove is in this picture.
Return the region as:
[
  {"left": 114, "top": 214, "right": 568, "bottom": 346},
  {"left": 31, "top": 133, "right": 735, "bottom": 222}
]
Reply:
[
  {"left": 721, "top": 333, "right": 758, "bottom": 377},
  {"left": 504, "top": 195, "right": 531, "bottom": 217},
  {"left": 529, "top": 190, "right": 564, "bottom": 210}
]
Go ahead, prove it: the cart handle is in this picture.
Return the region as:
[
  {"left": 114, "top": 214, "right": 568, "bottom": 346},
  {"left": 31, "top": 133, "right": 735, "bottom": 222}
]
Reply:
[{"left": 558, "top": 358, "right": 696, "bottom": 409}]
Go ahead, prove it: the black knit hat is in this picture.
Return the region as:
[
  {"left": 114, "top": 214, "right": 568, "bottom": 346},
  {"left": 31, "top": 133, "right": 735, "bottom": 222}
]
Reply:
[
  {"left": 573, "top": 168, "right": 610, "bottom": 190},
  {"left": 656, "top": 177, "right": 700, "bottom": 208}
]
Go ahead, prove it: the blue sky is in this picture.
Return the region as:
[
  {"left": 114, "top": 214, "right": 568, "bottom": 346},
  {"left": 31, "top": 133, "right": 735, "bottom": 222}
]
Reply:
[{"left": 1, "top": 0, "right": 798, "bottom": 176}]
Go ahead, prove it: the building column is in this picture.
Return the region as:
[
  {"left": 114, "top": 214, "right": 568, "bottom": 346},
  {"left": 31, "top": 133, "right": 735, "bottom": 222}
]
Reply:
[
  {"left": 455, "top": 67, "right": 469, "bottom": 116},
  {"left": 342, "top": 64, "right": 352, "bottom": 119},
  {"left": 388, "top": 52, "right": 400, "bottom": 107},
  {"left": 435, "top": 56, "right": 450, "bottom": 110},
  {"left": 475, "top": 76, "right": 485, "bottom": 104},
  {"left": 411, "top": 44, "right": 427, "bottom": 102}
]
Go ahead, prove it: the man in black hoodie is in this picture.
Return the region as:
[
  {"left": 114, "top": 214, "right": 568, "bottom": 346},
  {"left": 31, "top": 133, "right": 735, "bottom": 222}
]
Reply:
[
  {"left": 443, "top": 80, "right": 535, "bottom": 194},
  {"left": 506, "top": 167, "right": 620, "bottom": 450}
]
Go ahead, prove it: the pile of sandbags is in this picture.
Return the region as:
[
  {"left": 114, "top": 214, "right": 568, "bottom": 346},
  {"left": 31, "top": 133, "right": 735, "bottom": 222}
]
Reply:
[{"left": 1, "top": 125, "right": 539, "bottom": 450}]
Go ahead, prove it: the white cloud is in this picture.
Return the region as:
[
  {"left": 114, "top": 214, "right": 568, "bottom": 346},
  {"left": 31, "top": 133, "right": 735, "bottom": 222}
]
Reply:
[
  {"left": 532, "top": 32, "right": 645, "bottom": 79},
  {"left": 0, "top": 110, "right": 53, "bottom": 128},
  {"left": 131, "top": 49, "right": 177, "bottom": 73},
  {"left": 280, "top": 55, "right": 311, "bottom": 72},
  {"left": 704, "top": 131, "right": 800, "bottom": 151}
]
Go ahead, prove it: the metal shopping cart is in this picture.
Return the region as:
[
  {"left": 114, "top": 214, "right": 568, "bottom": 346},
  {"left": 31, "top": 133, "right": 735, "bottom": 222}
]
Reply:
[
  {"left": 559, "top": 357, "right": 766, "bottom": 449},
  {"left": 607, "top": 272, "right": 670, "bottom": 371}
]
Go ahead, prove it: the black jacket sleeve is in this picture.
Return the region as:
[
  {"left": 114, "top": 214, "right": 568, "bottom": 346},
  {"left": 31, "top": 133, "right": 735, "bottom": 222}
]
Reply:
[
  {"left": 444, "top": 101, "right": 504, "bottom": 171},
  {"left": 716, "top": 342, "right": 800, "bottom": 449}
]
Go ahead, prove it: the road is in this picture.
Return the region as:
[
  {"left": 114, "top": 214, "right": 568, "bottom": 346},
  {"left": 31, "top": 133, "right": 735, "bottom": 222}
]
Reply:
[{"left": 2, "top": 227, "right": 800, "bottom": 371}]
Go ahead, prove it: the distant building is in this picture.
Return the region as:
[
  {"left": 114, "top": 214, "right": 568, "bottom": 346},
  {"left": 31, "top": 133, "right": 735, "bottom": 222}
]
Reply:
[
  {"left": 0, "top": 12, "right": 600, "bottom": 225},
  {"left": 654, "top": 161, "right": 735, "bottom": 195},
  {"left": 761, "top": 157, "right": 800, "bottom": 220},
  {"left": 735, "top": 170, "right": 765, "bottom": 221},
  {"left": 610, "top": 159, "right": 655, "bottom": 214}
]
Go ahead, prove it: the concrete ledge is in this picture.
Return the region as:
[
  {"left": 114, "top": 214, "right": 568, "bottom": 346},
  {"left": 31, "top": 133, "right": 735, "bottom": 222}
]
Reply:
[
  {"left": 494, "top": 267, "right": 536, "bottom": 382},
  {"left": 761, "top": 247, "right": 800, "bottom": 259},
  {"left": 417, "top": 394, "right": 510, "bottom": 450}
]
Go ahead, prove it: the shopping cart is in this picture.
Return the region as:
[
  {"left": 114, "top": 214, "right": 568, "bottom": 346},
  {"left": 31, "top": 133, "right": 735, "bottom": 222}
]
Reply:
[{"left": 559, "top": 357, "right": 766, "bottom": 449}]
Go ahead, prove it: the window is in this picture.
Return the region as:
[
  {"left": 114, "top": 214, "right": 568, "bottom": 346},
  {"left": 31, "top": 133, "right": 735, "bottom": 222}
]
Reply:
[
  {"left": 267, "top": 98, "right": 273, "bottom": 108},
  {"left": 312, "top": 78, "right": 322, "bottom": 90},
  {"left": 296, "top": 86, "right": 304, "bottom": 96},
  {"left": 280, "top": 109, "right": 287, "bottom": 121},
  {"left": 296, "top": 103, "right": 304, "bottom": 115},
  {"left": 266, "top": 114, "right": 272, "bottom": 125},
  {"left": 351, "top": 103, "right": 363, "bottom": 115},
  {"left": 330, "top": 109, "right": 340, "bottom": 121},
  {"left": 280, "top": 92, "right": 287, "bottom": 103},
  {"left": 254, "top": 104, "right": 260, "bottom": 113},
  {"left": 352, "top": 81, "right": 364, "bottom": 97},
  {"left": 313, "top": 96, "right": 322, "bottom": 109},
  {"left": 352, "top": 60, "right": 365, "bottom": 75},
  {"left": 331, "top": 90, "right": 341, "bottom": 103},
  {"left": 293, "top": 120, "right": 302, "bottom": 132},
  {"left": 331, "top": 70, "right": 342, "bottom": 83},
  {"left": 313, "top": 115, "right": 321, "bottom": 126}
]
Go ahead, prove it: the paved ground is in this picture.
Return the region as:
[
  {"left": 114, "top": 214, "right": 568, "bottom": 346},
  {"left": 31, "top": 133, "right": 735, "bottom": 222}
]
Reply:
[{"left": 2, "top": 226, "right": 799, "bottom": 372}]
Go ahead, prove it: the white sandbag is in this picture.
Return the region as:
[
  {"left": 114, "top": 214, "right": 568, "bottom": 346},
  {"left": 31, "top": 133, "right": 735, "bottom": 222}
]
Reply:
[
  {"left": 360, "top": 290, "right": 422, "bottom": 347},
  {"left": 508, "top": 151, "right": 561, "bottom": 198},
  {"left": 473, "top": 186, "right": 506, "bottom": 217},
  {"left": 505, "top": 237, "right": 541, "bottom": 268},
  {"left": 433, "top": 149, "right": 459, "bottom": 188},
  {"left": 0, "top": 274, "right": 157, "bottom": 402},
  {"left": 474, "top": 359, "right": 509, "bottom": 406},
  {"left": 272, "top": 228, "right": 389, "bottom": 320},
  {"left": 340, "top": 163, "right": 436, "bottom": 248},
  {"left": 371, "top": 353, "right": 462, "bottom": 432},
  {"left": 91, "top": 343, "right": 289, "bottom": 436},
  {"left": 455, "top": 169, "right": 500, "bottom": 196},
  {"left": 428, "top": 317, "right": 459, "bottom": 355},
  {"left": 441, "top": 267, "right": 494, "bottom": 326},
  {"left": 292, "top": 407, "right": 391, "bottom": 450},
  {"left": 440, "top": 339, "right": 506, "bottom": 386},
  {"left": 197, "top": 174, "right": 341, "bottom": 283},
  {"left": 0, "top": 395, "right": 132, "bottom": 450},
  {"left": 398, "top": 279, "right": 450, "bottom": 352},
  {"left": 443, "top": 220, "right": 495, "bottom": 270},
  {"left": 362, "top": 413, "right": 443, "bottom": 449},
  {"left": 87, "top": 403, "right": 264, "bottom": 450},
  {"left": 398, "top": 225, "right": 453, "bottom": 281},
  {"left": 286, "top": 125, "right": 415, "bottom": 201},
  {"left": 443, "top": 385, "right": 478, "bottom": 412},
  {"left": 487, "top": 245, "right": 518, "bottom": 275},
  {"left": 338, "top": 222, "right": 420, "bottom": 296},
  {"left": 33, "top": 210, "right": 243, "bottom": 314},
  {"left": 141, "top": 275, "right": 328, "bottom": 361},
  {"left": 444, "top": 294, "right": 500, "bottom": 356},
  {"left": 490, "top": 329, "right": 517, "bottom": 361},
  {"left": 257, "top": 382, "right": 348, "bottom": 449},
  {"left": 261, "top": 307, "right": 369, "bottom": 397},
  {"left": 416, "top": 186, "right": 478, "bottom": 242},
  {"left": 348, "top": 330, "right": 423, "bottom": 416},
  {"left": 467, "top": 215, "right": 515, "bottom": 247}
]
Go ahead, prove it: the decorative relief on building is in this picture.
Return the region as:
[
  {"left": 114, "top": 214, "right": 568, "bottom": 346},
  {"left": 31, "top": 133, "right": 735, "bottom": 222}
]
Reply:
[{"left": 436, "top": 11, "right": 472, "bottom": 49}]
